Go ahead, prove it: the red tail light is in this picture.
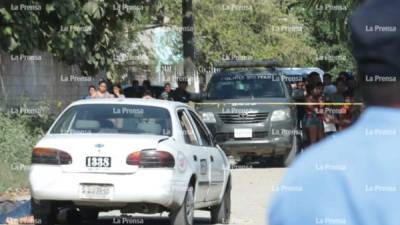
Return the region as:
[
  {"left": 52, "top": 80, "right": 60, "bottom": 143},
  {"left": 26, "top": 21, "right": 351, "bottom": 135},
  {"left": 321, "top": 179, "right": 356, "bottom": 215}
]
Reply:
[
  {"left": 126, "top": 150, "right": 175, "bottom": 168},
  {"left": 126, "top": 151, "right": 141, "bottom": 166},
  {"left": 32, "top": 148, "right": 72, "bottom": 165}
]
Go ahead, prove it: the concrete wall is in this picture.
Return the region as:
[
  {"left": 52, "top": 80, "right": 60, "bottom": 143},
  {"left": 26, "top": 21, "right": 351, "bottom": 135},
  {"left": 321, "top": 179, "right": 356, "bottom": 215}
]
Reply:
[{"left": 0, "top": 50, "right": 105, "bottom": 114}]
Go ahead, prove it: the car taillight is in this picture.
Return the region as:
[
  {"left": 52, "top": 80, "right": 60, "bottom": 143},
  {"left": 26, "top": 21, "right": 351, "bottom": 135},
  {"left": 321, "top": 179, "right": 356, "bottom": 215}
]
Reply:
[
  {"left": 126, "top": 150, "right": 175, "bottom": 168},
  {"left": 32, "top": 148, "right": 72, "bottom": 165}
]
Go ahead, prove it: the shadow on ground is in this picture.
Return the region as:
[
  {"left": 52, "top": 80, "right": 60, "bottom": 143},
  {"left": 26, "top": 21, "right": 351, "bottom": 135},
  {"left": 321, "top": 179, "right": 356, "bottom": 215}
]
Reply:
[{"left": 79, "top": 215, "right": 213, "bottom": 225}]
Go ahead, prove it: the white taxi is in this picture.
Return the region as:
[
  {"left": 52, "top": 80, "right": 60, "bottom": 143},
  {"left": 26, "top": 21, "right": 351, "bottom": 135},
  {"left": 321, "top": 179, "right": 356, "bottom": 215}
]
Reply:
[{"left": 29, "top": 98, "right": 231, "bottom": 225}]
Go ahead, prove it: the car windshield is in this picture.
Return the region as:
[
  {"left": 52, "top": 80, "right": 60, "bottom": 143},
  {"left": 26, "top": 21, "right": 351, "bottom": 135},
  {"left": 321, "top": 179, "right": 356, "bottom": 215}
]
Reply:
[
  {"left": 206, "top": 73, "right": 285, "bottom": 100},
  {"left": 50, "top": 104, "right": 172, "bottom": 136}
]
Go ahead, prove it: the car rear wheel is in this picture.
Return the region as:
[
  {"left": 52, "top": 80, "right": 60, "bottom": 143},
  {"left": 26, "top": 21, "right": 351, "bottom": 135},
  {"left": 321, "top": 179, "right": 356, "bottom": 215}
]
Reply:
[
  {"left": 57, "top": 207, "right": 84, "bottom": 224},
  {"left": 80, "top": 208, "right": 99, "bottom": 221},
  {"left": 170, "top": 186, "right": 194, "bottom": 225},
  {"left": 210, "top": 179, "right": 231, "bottom": 224},
  {"left": 31, "top": 200, "right": 56, "bottom": 225},
  {"left": 61, "top": 208, "right": 98, "bottom": 224}
]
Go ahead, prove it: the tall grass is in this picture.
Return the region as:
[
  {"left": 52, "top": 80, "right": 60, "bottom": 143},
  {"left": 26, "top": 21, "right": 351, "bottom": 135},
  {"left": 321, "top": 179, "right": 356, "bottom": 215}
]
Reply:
[{"left": 0, "top": 103, "right": 53, "bottom": 193}]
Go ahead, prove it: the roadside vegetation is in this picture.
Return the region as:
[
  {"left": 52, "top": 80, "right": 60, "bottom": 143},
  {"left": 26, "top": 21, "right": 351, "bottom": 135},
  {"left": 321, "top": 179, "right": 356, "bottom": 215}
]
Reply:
[{"left": 0, "top": 103, "right": 53, "bottom": 193}]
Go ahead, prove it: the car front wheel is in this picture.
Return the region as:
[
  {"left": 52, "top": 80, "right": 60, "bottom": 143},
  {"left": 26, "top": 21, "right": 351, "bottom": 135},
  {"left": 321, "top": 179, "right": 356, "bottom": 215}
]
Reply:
[
  {"left": 170, "top": 186, "right": 194, "bottom": 225},
  {"left": 210, "top": 180, "right": 231, "bottom": 224}
]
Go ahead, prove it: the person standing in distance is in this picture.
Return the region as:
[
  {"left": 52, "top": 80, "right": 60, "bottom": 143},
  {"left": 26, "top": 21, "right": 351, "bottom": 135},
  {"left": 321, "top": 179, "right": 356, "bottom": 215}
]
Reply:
[
  {"left": 172, "top": 77, "right": 191, "bottom": 103},
  {"left": 85, "top": 85, "right": 97, "bottom": 99},
  {"left": 96, "top": 80, "right": 114, "bottom": 98},
  {"left": 124, "top": 80, "right": 140, "bottom": 98},
  {"left": 160, "top": 82, "right": 174, "bottom": 101},
  {"left": 112, "top": 84, "right": 125, "bottom": 98}
]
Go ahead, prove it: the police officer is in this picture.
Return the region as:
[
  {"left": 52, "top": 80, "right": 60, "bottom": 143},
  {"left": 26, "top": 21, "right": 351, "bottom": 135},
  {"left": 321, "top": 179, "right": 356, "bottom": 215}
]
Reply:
[
  {"left": 269, "top": 1, "right": 400, "bottom": 224},
  {"left": 172, "top": 77, "right": 191, "bottom": 103}
]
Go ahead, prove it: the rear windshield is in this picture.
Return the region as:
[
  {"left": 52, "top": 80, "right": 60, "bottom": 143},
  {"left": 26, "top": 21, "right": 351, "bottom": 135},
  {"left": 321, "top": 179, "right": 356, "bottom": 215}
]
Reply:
[
  {"left": 50, "top": 104, "right": 172, "bottom": 136},
  {"left": 206, "top": 73, "right": 286, "bottom": 100}
]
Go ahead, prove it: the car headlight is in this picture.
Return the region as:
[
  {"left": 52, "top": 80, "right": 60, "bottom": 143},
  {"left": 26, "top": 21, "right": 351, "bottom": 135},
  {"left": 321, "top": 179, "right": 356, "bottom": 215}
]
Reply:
[
  {"left": 201, "top": 112, "right": 217, "bottom": 123},
  {"left": 271, "top": 109, "right": 290, "bottom": 122}
]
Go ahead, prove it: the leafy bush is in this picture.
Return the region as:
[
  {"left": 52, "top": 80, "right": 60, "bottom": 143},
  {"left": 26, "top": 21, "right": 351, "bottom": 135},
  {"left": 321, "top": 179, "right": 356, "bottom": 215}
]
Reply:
[{"left": 0, "top": 103, "right": 53, "bottom": 193}]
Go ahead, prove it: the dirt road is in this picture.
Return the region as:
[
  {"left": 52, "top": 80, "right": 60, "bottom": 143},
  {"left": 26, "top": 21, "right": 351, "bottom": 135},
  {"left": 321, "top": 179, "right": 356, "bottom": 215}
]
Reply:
[
  {"left": 227, "top": 168, "right": 286, "bottom": 225},
  {"left": 1, "top": 168, "right": 286, "bottom": 225},
  {"left": 90, "top": 168, "right": 286, "bottom": 225}
]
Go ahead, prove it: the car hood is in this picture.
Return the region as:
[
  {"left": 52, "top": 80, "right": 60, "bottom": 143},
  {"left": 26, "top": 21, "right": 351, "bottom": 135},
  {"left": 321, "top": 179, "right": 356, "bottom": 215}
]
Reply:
[{"left": 195, "top": 97, "right": 292, "bottom": 114}]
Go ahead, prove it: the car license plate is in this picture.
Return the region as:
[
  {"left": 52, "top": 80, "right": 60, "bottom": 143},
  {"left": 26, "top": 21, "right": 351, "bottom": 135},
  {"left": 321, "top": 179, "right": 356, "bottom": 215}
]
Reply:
[
  {"left": 79, "top": 184, "right": 113, "bottom": 200},
  {"left": 234, "top": 128, "right": 253, "bottom": 138},
  {"left": 86, "top": 156, "right": 111, "bottom": 168}
]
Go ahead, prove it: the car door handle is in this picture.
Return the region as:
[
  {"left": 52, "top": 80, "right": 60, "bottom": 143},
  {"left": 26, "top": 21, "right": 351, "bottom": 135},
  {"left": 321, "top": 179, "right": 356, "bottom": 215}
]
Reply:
[
  {"left": 210, "top": 155, "right": 214, "bottom": 162},
  {"left": 193, "top": 155, "right": 198, "bottom": 161}
]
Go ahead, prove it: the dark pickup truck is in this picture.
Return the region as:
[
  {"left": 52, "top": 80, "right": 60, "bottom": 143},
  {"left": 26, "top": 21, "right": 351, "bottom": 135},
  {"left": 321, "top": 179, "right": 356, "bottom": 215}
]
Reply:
[{"left": 195, "top": 60, "right": 300, "bottom": 166}]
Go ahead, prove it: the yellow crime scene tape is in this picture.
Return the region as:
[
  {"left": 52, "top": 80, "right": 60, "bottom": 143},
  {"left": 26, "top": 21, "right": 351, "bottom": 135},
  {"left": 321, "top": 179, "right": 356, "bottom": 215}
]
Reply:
[{"left": 193, "top": 102, "right": 364, "bottom": 107}]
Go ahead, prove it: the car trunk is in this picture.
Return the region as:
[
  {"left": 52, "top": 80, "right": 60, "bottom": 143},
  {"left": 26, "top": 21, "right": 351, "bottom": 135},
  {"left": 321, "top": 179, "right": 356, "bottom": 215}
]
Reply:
[{"left": 37, "top": 134, "right": 167, "bottom": 174}]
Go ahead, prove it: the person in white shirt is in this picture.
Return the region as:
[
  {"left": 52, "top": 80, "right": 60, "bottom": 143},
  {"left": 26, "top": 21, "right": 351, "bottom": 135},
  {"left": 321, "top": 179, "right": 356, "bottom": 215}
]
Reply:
[{"left": 95, "top": 80, "right": 114, "bottom": 98}]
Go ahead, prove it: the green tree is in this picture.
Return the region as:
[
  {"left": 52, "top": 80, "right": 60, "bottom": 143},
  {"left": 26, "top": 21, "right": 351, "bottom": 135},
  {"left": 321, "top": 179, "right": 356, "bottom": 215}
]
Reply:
[
  {"left": 287, "top": 0, "right": 363, "bottom": 74},
  {"left": 193, "top": 0, "right": 317, "bottom": 68},
  {"left": 155, "top": 0, "right": 318, "bottom": 70},
  {"left": 0, "top": 0, "right": 159, "bottom": 77}
]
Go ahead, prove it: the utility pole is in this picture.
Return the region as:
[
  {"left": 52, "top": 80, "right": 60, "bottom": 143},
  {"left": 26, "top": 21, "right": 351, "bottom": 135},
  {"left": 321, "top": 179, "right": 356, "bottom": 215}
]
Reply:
[{"left": 182, "top": 0, "right": 195, "bottom": 80}]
